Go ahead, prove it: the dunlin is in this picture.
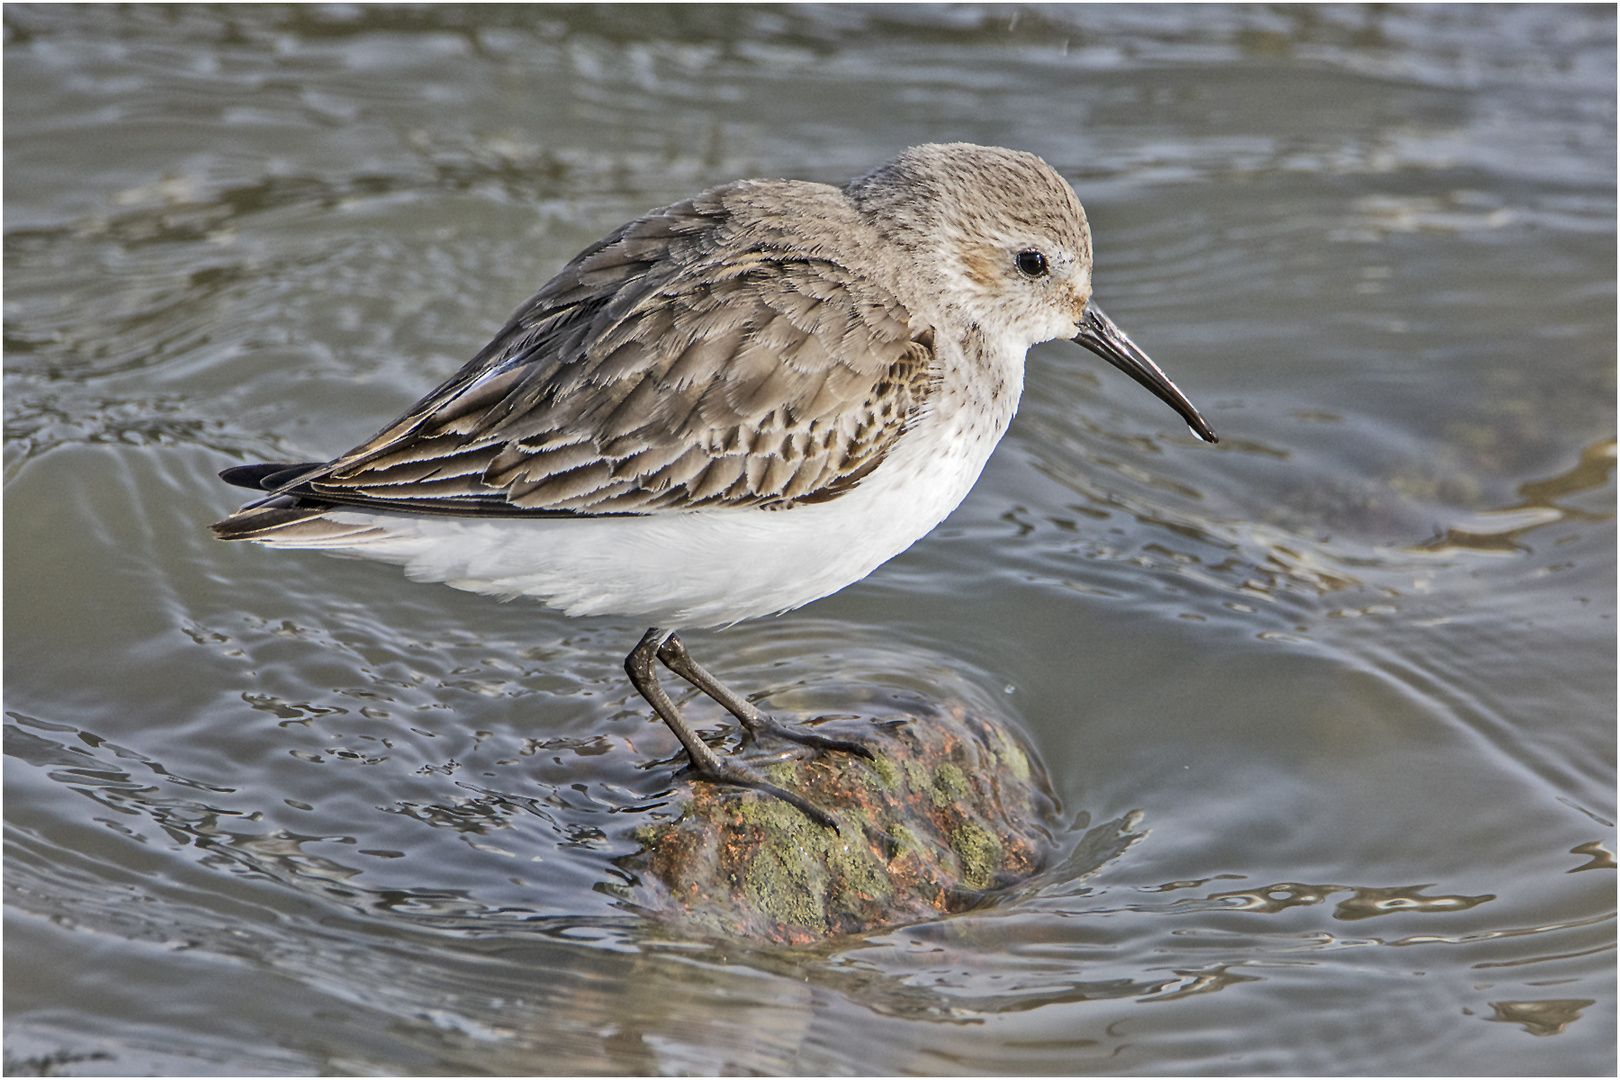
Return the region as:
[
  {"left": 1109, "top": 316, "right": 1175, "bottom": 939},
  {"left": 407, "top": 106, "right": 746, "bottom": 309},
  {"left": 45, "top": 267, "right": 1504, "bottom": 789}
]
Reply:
[{"left": 214, "top": 143, "right": 1217, "bottom": 828}]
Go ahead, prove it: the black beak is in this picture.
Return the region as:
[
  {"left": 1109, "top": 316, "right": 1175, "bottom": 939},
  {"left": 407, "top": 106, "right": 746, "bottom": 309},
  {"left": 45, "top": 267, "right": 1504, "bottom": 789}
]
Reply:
[{"left": 1074, "top": 305, "right": 1217, "bottom": 444}]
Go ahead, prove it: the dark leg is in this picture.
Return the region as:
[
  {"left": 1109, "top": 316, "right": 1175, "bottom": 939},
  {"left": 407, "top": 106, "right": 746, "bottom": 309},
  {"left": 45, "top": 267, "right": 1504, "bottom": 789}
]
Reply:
[
  {"left": 625, "top": 628, "right": 728, "bottom": 777},
  {"left": 655, "top": 632, "right": 873, "bottom": 760},
  {"left": 625, "top": 627, "right": 840, "bottom": 830}
]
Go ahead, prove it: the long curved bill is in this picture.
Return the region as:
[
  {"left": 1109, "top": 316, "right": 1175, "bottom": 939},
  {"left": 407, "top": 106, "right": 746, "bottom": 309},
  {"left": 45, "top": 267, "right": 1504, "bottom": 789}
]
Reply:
[{"left": 1074, "top": 305, "right": 1217, "bottom": 444}]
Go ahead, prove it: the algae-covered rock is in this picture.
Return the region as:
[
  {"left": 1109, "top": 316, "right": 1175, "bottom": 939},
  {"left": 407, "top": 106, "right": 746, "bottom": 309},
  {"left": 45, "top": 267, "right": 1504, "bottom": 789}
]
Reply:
[{"left": 617, "top": 701, "right": 1060, "bottom": 945}]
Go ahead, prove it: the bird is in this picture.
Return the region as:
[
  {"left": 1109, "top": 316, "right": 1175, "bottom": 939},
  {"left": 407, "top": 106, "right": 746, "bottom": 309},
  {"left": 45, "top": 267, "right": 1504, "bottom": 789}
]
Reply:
[{"left": 212, "top": 143, "right": 1217, "bottom": 829}]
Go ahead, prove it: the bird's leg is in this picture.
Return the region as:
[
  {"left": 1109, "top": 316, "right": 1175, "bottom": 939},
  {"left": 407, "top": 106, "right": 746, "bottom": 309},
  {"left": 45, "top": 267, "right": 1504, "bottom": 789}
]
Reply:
[
  {"left": 655, "top": 631, "right": 873, "bottom": 760},
  {"left": 626, "top": 628, "right": 729, "bottom": 776},
  {"left": 626, "top": 627, "right": 839, "bottom": 830}
]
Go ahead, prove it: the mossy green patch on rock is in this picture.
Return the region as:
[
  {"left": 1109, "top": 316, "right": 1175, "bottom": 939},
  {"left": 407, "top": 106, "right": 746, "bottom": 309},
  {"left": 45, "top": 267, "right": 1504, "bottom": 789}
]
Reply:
[
  {"left": 866, "top": 754, "right": 901, "bottom": 790},
  {"left": 826, "top": 836, "right": 894, "bottom": 916},
  {"left": 930, "top": 761, "right": 971, "bottom": 808},
  {"left": 902, "top": 756, "right": 931, "bottom": 796},
  {"left": 950, "top": 820, "right": 1003, "bottom": 891},
  {"left": 740, "top": 835, "right": 830, "bottom": 936}
]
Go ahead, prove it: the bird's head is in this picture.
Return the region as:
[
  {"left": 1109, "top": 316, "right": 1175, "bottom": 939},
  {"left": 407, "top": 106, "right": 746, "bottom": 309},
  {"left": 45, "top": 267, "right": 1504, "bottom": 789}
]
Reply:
[{"left": 848, "top": 143, "right": 1216, "bottom": 444}]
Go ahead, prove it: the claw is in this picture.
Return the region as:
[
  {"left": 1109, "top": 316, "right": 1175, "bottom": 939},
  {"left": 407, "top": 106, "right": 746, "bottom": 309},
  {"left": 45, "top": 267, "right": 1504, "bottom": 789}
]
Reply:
[{"left": 706, "top": 766, "right": 841, "bottom": 831}]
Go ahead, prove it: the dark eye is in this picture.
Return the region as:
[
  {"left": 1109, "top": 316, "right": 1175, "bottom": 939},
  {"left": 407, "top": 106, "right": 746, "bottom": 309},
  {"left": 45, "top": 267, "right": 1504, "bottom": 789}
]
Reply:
[{"left": 1015, "top": 249, "right": 1049, "bottom": 279}]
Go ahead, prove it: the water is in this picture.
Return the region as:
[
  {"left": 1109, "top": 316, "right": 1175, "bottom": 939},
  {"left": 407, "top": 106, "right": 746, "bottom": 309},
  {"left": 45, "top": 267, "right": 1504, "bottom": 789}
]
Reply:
[{"left": 5, "top": 5, "right": 1614, "bottom": 1074}]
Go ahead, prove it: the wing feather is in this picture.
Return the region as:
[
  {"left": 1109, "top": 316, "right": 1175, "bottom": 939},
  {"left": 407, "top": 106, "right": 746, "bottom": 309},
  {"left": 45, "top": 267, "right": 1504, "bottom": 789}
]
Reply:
[{"left": 215, "top": 181, "right": 938, "bottom": 537}]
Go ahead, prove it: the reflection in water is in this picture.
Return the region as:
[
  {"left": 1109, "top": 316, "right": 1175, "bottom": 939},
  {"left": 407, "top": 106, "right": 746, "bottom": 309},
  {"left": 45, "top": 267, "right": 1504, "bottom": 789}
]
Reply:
[
  {"left": 1340, "top": 193, "right": 1519, "bottom": 241},
  {"left": 1024, "top": 432, "right": 1616, "bottom": 622},
  {"left": 1486, "top": 999, "right": 1597, "bottom": 1038},
  {"left": 1181, "top": 880, "right": 1495, "bottom": 920},
  {"left": 1330, "top": 883, "right": 1496, "bottom": 921},
  {"left": 1385, "top": 909, "right": 1615, "bottom": 951},
  {"left": 1567, "top": 840, "right": 1615, "bottom": 873},
  {"left": 1142, "top": 963, "right": 1263, "bottom": 1003},
  {"left": 1411, "top": 439, "right": 1617, "bottom": 556}
]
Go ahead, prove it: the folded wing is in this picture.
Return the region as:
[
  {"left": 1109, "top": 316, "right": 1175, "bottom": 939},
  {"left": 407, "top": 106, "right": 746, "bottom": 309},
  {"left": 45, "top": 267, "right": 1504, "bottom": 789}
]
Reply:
[{"left": 214, "top": 183, "right": 939, "bottom": 541}]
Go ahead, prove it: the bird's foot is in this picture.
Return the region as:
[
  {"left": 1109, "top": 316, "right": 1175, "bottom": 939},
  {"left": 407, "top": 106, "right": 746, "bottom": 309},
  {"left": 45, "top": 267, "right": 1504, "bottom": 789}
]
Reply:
[
  {"left": 688, "top": 761, "right": 841, "bottom": 831},
  {"left": 744, "top": 715, "right": 875, "bottom": 761}
]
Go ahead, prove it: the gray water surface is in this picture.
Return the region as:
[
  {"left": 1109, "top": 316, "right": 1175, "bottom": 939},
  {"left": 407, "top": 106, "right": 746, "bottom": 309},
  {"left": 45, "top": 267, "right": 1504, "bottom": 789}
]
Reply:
[{"left": 5, "top": 5, "right": 1615, "bottom": 1075}]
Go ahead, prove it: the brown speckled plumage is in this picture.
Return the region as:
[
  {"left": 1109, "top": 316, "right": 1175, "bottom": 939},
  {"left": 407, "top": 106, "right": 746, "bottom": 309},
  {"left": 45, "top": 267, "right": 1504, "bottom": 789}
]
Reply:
[
  {"left": 211, "top": 144, "right": 1216, "bottom": 829},
  {"left": 215, "top": 179, "right": 946, "bottom": 535}
]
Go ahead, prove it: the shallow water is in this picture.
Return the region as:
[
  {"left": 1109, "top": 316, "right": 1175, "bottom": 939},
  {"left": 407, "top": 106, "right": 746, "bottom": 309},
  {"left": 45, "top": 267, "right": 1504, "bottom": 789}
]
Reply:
[{"left": 4, "top": 4, "right": 1614, "bottom": 1075}]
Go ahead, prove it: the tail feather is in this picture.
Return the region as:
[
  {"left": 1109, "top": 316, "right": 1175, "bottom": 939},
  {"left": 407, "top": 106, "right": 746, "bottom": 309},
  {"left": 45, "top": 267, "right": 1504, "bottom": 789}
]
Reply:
[
  {"left": 214, "top": 459, "right": 374, "bottom": 545},
  {"left": 211, "top": 501, "right": 393, "bottom": 545},
  {"left": 212, "top": 456, "right": 394, "bottom": 546},
  {"left": 219, "top": 461, "right": 326, "bottom": 492}
]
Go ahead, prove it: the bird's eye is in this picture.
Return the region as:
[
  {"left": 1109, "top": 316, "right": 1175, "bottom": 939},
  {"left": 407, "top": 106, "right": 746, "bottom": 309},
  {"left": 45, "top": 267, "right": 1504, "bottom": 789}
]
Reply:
[{"left": 1015, "top": 249, "right": 1049, "bottom": 279}]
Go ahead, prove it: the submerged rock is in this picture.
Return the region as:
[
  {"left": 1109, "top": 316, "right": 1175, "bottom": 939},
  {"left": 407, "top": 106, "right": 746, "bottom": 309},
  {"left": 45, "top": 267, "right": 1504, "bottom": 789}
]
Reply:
[{"left": 617, "top": 701, "right": 1061, "bottom": 945}]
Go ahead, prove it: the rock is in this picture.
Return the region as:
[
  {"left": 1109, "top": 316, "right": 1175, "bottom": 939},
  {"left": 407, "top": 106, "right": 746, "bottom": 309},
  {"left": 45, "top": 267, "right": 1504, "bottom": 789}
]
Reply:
[{"left": 616, "top": 700, "right": 1061, "bottom": 945}]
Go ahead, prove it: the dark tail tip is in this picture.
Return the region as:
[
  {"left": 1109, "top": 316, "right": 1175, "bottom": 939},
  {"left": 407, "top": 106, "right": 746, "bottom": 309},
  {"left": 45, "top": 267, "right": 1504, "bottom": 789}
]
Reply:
[{"left": 219, "top": 462, "right": 324, "bottom": 492}]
